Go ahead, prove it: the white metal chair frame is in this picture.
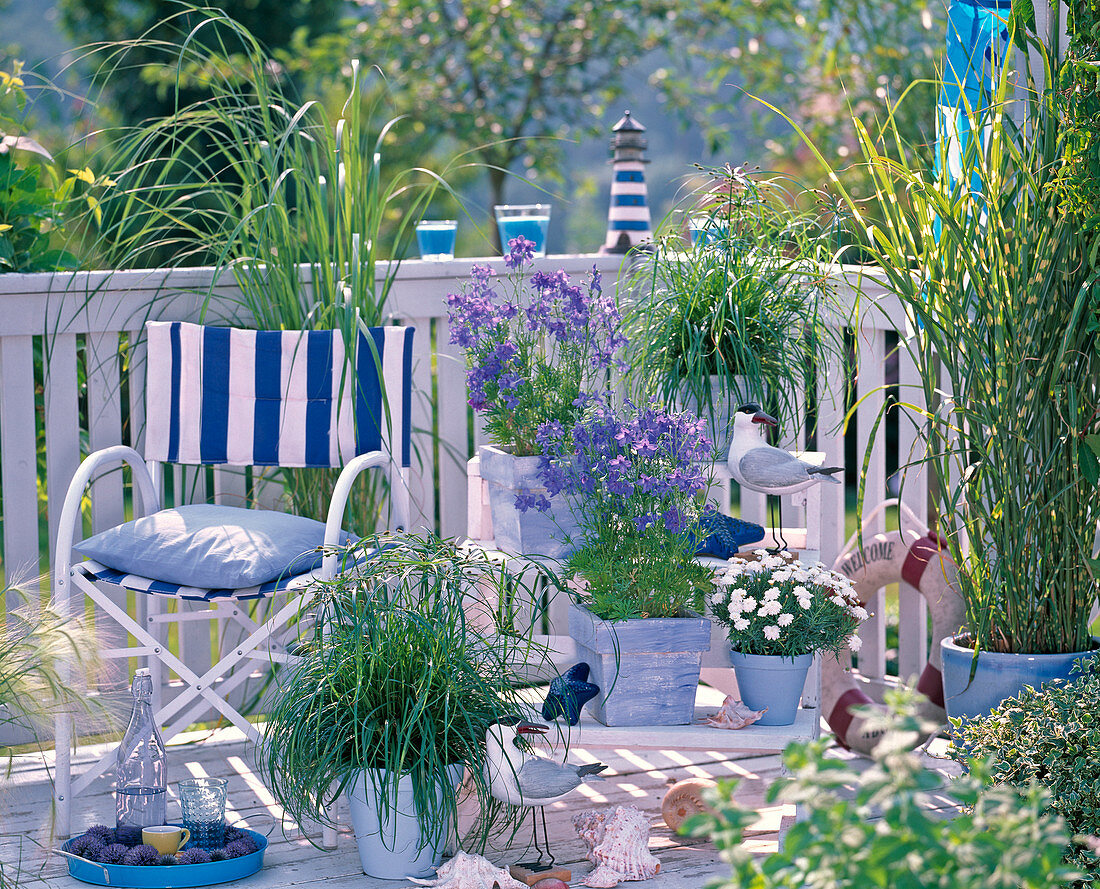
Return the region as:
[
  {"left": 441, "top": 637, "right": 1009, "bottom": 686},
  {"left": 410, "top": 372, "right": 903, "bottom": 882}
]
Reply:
[{"left": 52, "top": 323, "right": 412, "bottom": 846}]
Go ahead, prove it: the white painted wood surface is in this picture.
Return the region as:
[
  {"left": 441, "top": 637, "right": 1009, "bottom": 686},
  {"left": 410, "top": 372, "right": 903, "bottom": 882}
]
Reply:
[{"left": 0, "top": 259, "right": 924, "bottom": 737}]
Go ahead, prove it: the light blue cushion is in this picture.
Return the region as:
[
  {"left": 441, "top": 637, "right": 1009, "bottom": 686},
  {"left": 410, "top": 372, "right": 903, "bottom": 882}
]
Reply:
[{"left": 74, "top": 504, "right": 353, "bottom": 589}]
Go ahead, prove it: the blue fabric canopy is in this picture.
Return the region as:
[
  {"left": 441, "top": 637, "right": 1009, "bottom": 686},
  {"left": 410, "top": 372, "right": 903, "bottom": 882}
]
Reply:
[{"left": 937, "top": 0, "right": 1013, "bottom": 193}]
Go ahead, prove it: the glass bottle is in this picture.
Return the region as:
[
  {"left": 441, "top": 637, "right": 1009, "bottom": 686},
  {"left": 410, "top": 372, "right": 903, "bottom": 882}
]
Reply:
[{"left": 115, "top": 668, "right": 167, "bottom": 845}]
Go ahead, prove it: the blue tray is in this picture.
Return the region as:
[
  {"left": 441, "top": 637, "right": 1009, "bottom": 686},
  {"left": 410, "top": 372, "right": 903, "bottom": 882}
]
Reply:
[{"left": 59, "top": 828, "right": 267, "bottom": 888}]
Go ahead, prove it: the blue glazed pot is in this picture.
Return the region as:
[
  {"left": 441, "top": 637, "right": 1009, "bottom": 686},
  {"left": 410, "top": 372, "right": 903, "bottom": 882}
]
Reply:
[
  {"left": 728, "top": 651, "right": 813, "bottom": 726},
  {"left": 478, "top": 445, "right": 580, "bottom": 558},
  {"left": 941, "top": 635, "right": 1099, "bottom": 723}
]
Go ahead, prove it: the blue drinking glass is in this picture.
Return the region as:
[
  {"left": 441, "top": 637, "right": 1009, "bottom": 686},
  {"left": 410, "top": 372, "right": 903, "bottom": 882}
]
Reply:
[
  {"left": 494, "top": 204, "right": 551, "bottom": 258},
  {"left": 415, "top": 220, "right": 457, "bottom": 260}
]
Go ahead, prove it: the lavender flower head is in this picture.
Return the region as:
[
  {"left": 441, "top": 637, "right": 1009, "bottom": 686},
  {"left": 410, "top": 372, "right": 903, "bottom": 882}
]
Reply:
[
  {"left": 157, "top": 854, "right": 178, "bottom": 866},
  {"left": 74, "top": 839, "right": 106, "bottom": 862},
  {"left": 445, "top": 249, "right": 628, "bottom": 458},
  {"left": 83, "top": 825, "right": 114, "bottom": 844}
]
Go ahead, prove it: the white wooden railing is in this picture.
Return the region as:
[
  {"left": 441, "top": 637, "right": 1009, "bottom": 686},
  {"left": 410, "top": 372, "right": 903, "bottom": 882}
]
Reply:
[{"left": 0, "top": 256, "right": 923, "bottom": 735}]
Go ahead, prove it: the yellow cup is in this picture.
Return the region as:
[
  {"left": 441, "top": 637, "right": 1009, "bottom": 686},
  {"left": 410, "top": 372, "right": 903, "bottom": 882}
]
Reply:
[{"left": 141, "top": 825, "right": 191, "bottom": 855}]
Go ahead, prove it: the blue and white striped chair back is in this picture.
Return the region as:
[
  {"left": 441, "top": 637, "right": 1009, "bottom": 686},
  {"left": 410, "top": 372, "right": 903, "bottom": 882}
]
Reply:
[{"left": 144, "top": 322, "right": 413, "bottom": 469}]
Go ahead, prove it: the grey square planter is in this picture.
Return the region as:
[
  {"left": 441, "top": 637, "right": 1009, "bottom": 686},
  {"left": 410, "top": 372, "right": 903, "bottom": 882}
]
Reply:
[
  {"left": 568, "top": 601, "right": 711, "bottom": 726},
  {"left": 478, "top": 444, "right": 580, "bottom": 558}
]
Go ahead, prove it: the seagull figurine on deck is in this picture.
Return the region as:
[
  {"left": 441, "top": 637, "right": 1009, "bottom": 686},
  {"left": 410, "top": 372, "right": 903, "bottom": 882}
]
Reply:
[
  {"left": 727, "top": 404, "right": 843, "bottom": 495},
  {"left": 485, "top": 719, "right": 607, "bottom": 875}
]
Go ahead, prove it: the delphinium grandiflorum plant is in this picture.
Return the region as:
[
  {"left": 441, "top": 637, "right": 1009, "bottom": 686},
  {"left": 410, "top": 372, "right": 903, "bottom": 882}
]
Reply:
[
  {"left": 446, "top": 237, "right": 628, "bottom": 457},
  {"left": 535, "top": 400, "right": 715, "bottom": 620}
]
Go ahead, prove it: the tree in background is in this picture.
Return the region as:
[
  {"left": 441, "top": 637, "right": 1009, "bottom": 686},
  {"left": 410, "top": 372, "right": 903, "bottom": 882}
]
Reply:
[
  {"left": 319, "top": 0, "right": 945, "bottom": 216},
  {"left": 59, "top": 0, "right": 343, "bottom": 125},
  {"left": 52, "top": 0, "right": 945, "bottom": 251}
]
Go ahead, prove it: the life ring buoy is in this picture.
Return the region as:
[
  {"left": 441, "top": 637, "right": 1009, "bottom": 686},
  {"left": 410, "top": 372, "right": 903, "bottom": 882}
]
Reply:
[{"left": 823, "top": 507, "right": 965, "bottom": 754}]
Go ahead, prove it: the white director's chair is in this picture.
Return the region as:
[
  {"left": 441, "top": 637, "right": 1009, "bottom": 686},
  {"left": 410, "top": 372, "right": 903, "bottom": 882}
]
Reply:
[{"left": 51, "top": 320, "right": 414, "bottom": 842}]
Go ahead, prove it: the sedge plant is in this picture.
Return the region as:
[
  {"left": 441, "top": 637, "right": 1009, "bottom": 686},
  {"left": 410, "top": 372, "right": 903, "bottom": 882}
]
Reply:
[{"left": 259, "top": 532, "right": 557, "bottom": 853}]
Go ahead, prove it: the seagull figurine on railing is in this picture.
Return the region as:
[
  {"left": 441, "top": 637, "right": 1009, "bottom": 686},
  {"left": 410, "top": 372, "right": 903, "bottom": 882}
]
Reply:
[
  {"left": 485, "top": 719, "right": 607, "bottom": 876},
  {"left": 727, "top": 404, "right": 843, "bottom": 550}
]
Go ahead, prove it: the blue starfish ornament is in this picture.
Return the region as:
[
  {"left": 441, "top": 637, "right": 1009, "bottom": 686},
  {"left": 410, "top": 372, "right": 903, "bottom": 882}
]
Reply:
[{"left": 541, "top": 662, "right": 600, "bottom": 725}]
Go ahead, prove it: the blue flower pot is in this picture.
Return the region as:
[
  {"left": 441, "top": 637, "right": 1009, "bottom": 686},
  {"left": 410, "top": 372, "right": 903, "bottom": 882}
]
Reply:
[
  {"left": 728, "top": 650, "right": 813, "bottom": 726},
  {"left": 941, "top": 635, "right": 1098, "bottom": 724}
]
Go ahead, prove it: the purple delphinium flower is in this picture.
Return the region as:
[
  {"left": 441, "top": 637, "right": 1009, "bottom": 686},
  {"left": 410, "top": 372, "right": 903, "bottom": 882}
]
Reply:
[
  {"left": 176, "top": 848, "right": 212, "bottom": 866},
  {"left": 505, "top": 236, "right": 535, "bottom": 269},
  {"left": 537, "top": 399, "right": 712, "bottom": 557},
  {"left": 98, "top": 844, "right": 129, "bottom": 865},
  {"left": 123, "top": 845, "right": 160, "bottom": 866},
  {"left": 157, "top": 854, "right": 178, "bottom": 866},
  {"left": 445, "top": 251, "right": 628, "bottom": 454}
]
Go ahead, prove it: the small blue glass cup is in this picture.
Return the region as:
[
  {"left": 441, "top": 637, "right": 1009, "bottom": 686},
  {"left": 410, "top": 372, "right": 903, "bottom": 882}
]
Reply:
[
  {"left": 494, "top": 204, "right": 551, "bottom": 257},
  {"left": 415, "top": 220, "right": 457, "bottom": 260}
]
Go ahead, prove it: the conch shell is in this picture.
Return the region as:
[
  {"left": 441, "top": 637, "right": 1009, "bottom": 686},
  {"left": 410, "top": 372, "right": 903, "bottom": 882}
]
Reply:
[
  {"left": 408, "top": 851, "right": 526, "bottom": 888},
  {"left": 573, "top": 805, "right": 660, "bottom": 887},
  {"left": 702, "top": 695, "right": 767, "bottom": 729}
]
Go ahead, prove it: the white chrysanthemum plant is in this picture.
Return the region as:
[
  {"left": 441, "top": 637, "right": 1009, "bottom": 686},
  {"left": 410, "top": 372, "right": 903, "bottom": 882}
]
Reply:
[{"left": 710, "top": 550, "right": 868, "bottom": 658}]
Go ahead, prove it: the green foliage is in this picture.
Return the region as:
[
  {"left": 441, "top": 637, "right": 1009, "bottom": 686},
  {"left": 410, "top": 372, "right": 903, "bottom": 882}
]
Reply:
[
  {"left": 779, "top": 29, "right": 1100, "bottom": 654},
  {"left": 685, "top": 688, "right": 1080, "bottom": 889},
  {"left": 60, "top": 0, "right": 342, "bottom": 127},
  {"left": 950, "top": 657, "right": 1100, "bottom": 885},
  {"left": 625, "top": 165, "right": 843, "bottom": 432},
  {"left": 0, "top": 62, "right": 114, "bottom": 273},
  {"left": 569, "top": 534, "right": 713, "bottom": 623},
  {"left": 285, "top": 0, "right": 945, "bottom": 220},
  {"left": 259, "top": 533, "right": 553, "bottom": 851},
  {"left": 1059, "top": 0, "right": 1100, "bottom": 248}
]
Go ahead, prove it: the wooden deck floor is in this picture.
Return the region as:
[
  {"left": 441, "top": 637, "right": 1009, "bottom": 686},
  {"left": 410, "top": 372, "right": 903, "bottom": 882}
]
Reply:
[{"left": 2, "top": 721, "right": 961, "bottom": 889}]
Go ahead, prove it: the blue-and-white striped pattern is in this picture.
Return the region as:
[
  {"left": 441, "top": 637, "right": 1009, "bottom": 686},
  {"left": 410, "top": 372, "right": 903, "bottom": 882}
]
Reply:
[
  {"left": 603, "top": 160, "right": 652, "bottom": 249},
  {"left": 144, "top": 322, "right": 413, "bottom": 468},
  {"left": 78, "top": 560, "right": 316, "bottom": 602}
]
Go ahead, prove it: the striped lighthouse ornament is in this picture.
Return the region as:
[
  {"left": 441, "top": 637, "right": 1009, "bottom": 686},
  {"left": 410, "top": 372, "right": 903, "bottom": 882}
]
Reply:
[{"left": 600, "top": 110, "right": 652, "bottom": 254}]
